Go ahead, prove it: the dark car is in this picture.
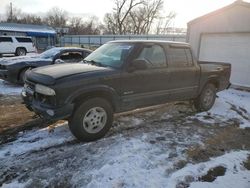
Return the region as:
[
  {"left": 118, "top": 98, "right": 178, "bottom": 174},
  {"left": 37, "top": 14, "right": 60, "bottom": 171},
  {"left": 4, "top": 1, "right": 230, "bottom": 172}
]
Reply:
[
  {"left": 0, "top": 47, "right": 92, "bottom": 84},
  {"left": 22, "top": 40, "right": 231, "bottom": 142}
]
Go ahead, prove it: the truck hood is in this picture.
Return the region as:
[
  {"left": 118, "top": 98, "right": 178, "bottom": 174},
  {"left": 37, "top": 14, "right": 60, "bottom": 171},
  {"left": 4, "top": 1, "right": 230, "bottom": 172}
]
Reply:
[{"left": 26, "top": 63, "right": 113, "bottom": 85}]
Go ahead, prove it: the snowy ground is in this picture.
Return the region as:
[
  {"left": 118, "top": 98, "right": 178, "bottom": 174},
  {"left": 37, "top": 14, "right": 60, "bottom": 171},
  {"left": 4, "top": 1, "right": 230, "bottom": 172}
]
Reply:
[
  {"left": 191, "top": 88, "right": 250, "bottom": 129},
  {"left": 0, "top": 81, "right": 250, "bottom": 187},
  {"left": 0, "top": 79, "right": 22, "bottom": 95}
]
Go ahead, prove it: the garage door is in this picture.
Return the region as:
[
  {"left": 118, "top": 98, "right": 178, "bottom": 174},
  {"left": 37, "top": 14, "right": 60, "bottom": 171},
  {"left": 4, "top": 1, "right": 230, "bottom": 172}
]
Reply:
[{"left": 199, "top": 33, "right": 250, "bottom": 87}]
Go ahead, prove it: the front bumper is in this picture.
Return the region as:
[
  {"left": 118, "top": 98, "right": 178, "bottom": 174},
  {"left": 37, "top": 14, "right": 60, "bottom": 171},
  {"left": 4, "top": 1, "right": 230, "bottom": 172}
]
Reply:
[{"left": 22, "top": 89, "right": 74, "bottom": 120}]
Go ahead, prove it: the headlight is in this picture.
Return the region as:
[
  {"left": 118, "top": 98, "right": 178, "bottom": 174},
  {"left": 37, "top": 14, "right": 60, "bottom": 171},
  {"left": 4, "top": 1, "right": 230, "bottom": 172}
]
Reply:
[{"left": 35, "top": 84, "right": 56, "bottom": 96}]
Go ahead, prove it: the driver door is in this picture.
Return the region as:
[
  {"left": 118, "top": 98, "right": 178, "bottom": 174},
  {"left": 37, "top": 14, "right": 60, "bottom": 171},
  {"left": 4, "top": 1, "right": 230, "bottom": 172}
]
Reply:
[{"left": 120, "top": 43, "right": 171, "bottom": 110}]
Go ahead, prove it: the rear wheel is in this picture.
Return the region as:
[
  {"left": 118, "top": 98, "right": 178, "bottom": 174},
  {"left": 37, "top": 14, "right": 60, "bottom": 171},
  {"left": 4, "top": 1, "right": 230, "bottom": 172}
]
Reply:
[
  {"left": 15, "top": 48, "right": 26, "bottom": 56},
  {"left": 194, "top": 83, "right": 216, "bottom": 112},
  {"left": 69, "top": 98, "right": 113, "bottom": 142}
]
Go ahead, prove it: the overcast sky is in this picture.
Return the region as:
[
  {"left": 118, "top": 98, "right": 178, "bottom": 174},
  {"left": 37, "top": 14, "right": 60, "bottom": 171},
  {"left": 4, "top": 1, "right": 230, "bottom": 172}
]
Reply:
[{"left": 0, "top": 0, "right": 249, "bottom": 27}]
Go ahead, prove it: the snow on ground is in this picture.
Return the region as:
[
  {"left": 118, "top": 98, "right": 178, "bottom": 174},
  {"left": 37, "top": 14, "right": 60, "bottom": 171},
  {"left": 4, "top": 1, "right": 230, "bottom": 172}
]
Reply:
[
  {"left": 0, "top": 88, "right": 250, "bottom": 187},
  {"left": 0, "top": 122, "right": 74, "bottom": 158},
  {"left": 169, "top": 151, "right": 250, "bottom": 188},
  {"left": 0, "top": 79, "right": 22, "bottom": 95},
  {"left": 191, "top": 88, "right": 250, "bottom": 128},
  {"left": 0, "top": 115, "right": 205, "bottom": 188}
]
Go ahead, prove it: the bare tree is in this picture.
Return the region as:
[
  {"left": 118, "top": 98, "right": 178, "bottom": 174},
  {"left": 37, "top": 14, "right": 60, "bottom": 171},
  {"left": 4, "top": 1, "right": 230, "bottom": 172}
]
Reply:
[
  {"left": 5, "top": 3, "right": 22, "bottom": 22},
  {"left": 104, "top": 0, "right": 175, "bottom": 35},
  {"left": 104, "top": 0, "right": 144, "bottom": 34},
  {"left": 69, "top": 16, "right": 83, "bottom": 34},
  {"left": 17, "top": 14, "right": 44, "bottom": 25},
  {"left": 69, "top": 16, "right": 101, "bottom": 35},
  {"left": 103, "top": 13, "right": 117, "bottom": 34},
  {"left": 44, "top": 7, "right": 68, "bottom": 28},
  {"left": 155, "top": 11, "right": 176, "bottom": 34},
  {"left": 128, "top": 0, "right": 163, "bottom": 34}
]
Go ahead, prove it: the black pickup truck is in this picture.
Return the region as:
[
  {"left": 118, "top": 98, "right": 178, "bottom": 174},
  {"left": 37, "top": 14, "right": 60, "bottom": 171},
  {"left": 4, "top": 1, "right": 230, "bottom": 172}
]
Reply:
[{"left": 22, "top": 40, "right": 231, "bottom": 141}]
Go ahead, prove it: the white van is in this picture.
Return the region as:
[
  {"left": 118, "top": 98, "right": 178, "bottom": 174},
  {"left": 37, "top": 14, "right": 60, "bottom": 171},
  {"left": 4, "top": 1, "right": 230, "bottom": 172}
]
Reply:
[{"left": 0, "top": 36, "right": 37, "bottom": 56}]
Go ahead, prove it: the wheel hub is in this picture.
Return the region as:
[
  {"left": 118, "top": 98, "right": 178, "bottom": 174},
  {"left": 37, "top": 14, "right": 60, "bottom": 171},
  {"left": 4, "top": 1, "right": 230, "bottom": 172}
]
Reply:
[
  {"left": 82, "top": 107, "right": 107, "bottom": 134},
  {"left": 203, "top": 89, "right": 213, "bottom": 107}
]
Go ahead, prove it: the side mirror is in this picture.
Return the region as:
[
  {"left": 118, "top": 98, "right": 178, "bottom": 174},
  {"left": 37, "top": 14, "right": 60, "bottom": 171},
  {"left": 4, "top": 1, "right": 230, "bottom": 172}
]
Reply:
[
  {"left": 128, "top": 59, "right": 147, "bottom": 72},
  {"left": 54, "top": 59, "right": 64, "bottom": 64}
]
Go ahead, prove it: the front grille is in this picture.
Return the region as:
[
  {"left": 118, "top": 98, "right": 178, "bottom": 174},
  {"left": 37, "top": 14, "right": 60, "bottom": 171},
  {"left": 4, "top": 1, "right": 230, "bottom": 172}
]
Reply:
[{"left": 25, "top": 80, "right": 35, "bottom": 90}]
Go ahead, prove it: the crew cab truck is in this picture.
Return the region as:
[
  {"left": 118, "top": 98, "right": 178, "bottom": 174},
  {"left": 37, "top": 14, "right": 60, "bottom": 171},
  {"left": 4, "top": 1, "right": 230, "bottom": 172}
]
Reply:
[{"left": 22, "top": 40, "right": 231, "bottom": 142}]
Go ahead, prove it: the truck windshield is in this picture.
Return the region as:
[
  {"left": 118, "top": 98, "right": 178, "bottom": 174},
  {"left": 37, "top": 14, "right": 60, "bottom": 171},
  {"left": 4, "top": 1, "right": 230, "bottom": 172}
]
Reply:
[{"left": 84, "top": 43, "right": 134, "bottom": 68}]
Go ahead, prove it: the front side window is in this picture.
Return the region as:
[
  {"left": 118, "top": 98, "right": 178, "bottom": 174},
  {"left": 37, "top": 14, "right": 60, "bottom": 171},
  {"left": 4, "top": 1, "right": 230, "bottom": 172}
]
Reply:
[
  {"left": 137, "top": 44, "right": 166, "bottom": 68},
  {"left": 0, "top": 37, "right": 13, "bottom": 42},
  {"left": 84, "top": 43, "right": 134, "bottom": 68}
]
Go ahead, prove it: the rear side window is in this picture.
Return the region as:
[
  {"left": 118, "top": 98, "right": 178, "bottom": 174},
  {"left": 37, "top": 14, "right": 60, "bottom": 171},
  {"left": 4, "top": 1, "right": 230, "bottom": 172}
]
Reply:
[
  {"left": 0, "top": 37, "right": 13, "bottom": 42},
  {"left": 168, "top": 47, "right": 193, "bottom": 66},
  {"left": 60, "top": 52, "right": 83, "bottom": 62},
  {"left": 138, "top": 44, "right": 166, "bottom": 68},
  {"left": 15, "top": 37, "right": 32, "bottom": 43}
]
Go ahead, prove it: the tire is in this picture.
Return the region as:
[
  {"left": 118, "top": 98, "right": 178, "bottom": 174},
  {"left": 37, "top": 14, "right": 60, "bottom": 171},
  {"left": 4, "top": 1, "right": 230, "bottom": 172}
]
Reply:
[
  {"left": 15, "top": 48, "right": 26, "bottom": 56},
  {"left": 19, "top": 68, "right": 29, "bottom": 84},
  {"left": 69, "top": 98, "right": 113, "bottom": 142},
  {"left": 194, "top": 83, "right": 216, "bottom": 112}
]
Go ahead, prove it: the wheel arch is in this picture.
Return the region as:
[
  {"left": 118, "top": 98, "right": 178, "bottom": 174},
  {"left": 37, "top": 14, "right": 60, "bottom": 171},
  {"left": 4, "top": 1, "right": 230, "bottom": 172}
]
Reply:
[
  {"left": 16, "top": 47, "right": 27, "bottom": 53},
  {"left": 199, "top": 76, "right": 220, "bottom": 94},
  {"left": 67, "top": 86, "right": 120, "bottom": 112},
  {"left": 18, "top": 66, "right": 36, "bottom": 81}
]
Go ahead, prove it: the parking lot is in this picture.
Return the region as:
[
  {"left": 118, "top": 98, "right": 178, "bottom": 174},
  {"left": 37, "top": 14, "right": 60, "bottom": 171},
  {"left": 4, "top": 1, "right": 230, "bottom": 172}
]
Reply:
[{"left": 0, "top": 79, "right": 250, "bottom": 188}]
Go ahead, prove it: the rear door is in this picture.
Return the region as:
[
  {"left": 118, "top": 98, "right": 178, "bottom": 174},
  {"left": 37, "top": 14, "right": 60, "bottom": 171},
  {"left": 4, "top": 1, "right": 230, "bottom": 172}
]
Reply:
[
  {"left": 121, "top": 43, "right": 171, "bottom": 110},
  {"left": 0, "top": 37, "right": 14, "bottom": 53},
  {"left": 15, "top": 37, "right": 35, "bottom": 52},
  {"left": 166, "top": 45, "right": 200, "bottom": 100}
]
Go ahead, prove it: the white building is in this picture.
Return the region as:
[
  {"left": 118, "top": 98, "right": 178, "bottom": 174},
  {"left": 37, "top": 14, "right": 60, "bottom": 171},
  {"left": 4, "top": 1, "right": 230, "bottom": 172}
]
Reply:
[{"left": 187, "top": 0, "right": 250, "bottom": 87}]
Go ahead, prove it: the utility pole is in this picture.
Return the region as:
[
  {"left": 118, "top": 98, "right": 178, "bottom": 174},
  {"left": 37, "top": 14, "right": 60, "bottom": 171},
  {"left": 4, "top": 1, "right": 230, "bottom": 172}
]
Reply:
[{"left": 10, "top": 2, "right": 13, "bottom": 22}]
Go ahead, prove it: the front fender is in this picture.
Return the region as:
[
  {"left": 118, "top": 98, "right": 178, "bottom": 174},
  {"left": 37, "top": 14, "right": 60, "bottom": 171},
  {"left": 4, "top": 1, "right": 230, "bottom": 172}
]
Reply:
[{"left": 65, "top": 84, "right": 120, "bottom": 110}]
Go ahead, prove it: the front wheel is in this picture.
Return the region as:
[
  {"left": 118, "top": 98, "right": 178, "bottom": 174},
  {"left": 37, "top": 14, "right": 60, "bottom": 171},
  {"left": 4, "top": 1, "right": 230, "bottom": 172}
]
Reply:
[
  {"left": 194, "top": 83, "right": 216, "bottom": 112},
  {"left": 69, "top": 98, "right": 113, "bottom": 142}
]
